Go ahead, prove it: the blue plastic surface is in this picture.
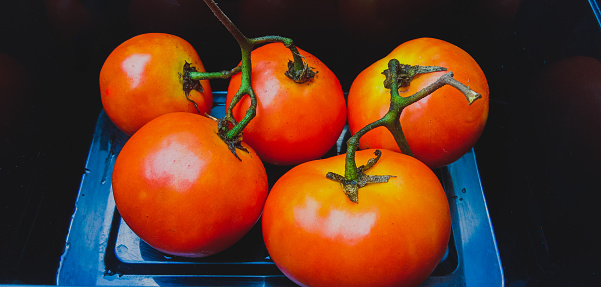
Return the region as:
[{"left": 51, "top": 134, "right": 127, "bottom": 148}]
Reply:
[{"left": 56, "top": 92, "right": 503, "bottom": 286}]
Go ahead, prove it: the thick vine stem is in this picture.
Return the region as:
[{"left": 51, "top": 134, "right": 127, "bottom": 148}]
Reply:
[
  {"left": 329, "top": 58, "right": 483, "bottom": 203},
  {"left": 199, "top": 0, "right": 315, "bottom": 159}
]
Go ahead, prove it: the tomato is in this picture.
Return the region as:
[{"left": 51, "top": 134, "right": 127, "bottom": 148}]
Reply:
[
  {"left": 347, "top": 38, "right": 489, "bottom": 169},
  {"left": 262, "top": 149, "right": 451, "bottom": 286},
  {"left": 226, "top": 43, "right": 347, "bottom": 166},
  {"left": 112, "top": 112, "right": 268, "bottom": 257},
  {"left": 100, "top": 33, "right": 212, "bottom": 135}
]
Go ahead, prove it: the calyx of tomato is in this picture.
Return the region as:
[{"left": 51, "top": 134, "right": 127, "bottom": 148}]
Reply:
[
  {"left": 382, "top": 64, "right": 447, "bottom": 88},
  {"left": 285, "top": 54, "right": 316, "bottom": 83},
  {"left": 326, "top": 150, "right": 395, "bottom": 203},
  {"left": 328, "top": 59, "right": 482, "bottom": 203},
  {"left": 178, "top": 0, "right": 314, "bottom": 159},
  {"left": 180, "top": 62, "right": 206, "bottom": 114}
]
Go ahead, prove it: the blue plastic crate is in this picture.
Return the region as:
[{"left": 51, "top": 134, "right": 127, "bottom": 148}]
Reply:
[{"left": 56, "top": 91, "right": 503, "bottom": 286}]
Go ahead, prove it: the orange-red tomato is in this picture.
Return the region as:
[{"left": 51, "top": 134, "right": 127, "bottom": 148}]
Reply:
[
  {"left": 226, "top": 43, "right": 347, "bottom": 166},
  {"left": 100, "top": 33, "right": 212, "bottom": 135},
  {"left": 262, "top": 149, "right": 451, "bottom": 287},
  {"left": 112, "top": 112, "right": 268, "bottom": 257},
  {"left": 347, "top": 38, "right": 489, "bottom": 168}
]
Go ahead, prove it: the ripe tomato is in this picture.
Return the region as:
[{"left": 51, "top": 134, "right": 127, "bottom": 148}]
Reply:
[
  {"left": 112, "top": 112, "right": 268, "bottom": 257},
  {"left": 262, "top": 149, "right": 451, "bottom": 287},
  {"left": 226, "top": 43, "right": 347, "bottom": 166},
  {"left": 347, "top": 38, "right": 489, "bottom": 169},
  {"left": 100, "top": 33, "right": 212, "bottom": 135}
]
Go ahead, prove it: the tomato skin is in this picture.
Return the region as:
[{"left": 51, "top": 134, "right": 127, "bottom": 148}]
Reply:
[
  {"left": 262, "top": 149, "right": 451, "bottom": 287},
  {"left": 112, "top": 112, "right": 268, "bottom": 257},
  {"left": 347, "top": 38, "right": 489, "bottom": 169},
  {"left": 226, "top": 43, "right": 347, "bottom": 166},
  {"left": 100, "top": 33, "right": 212, "bottom": 136}
]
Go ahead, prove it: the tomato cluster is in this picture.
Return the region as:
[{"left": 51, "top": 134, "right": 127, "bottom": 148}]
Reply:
[{"left": 100, "top": 7, "right": 487, "bottom": 284}]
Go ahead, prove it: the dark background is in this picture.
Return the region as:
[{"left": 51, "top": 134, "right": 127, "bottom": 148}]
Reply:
[{"left": 1, "top": 0, "right": 600, "bottom": 285}]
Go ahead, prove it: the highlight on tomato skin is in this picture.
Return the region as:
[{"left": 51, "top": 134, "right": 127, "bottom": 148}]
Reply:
[
  {"left": 226, "top": 42, "right": 347, "bottom": 166},
  {"left": 347, "top": 37, "right": 489, "bottom": 169},
  {"left": 262, "top": 149, "right": 451, "bottom": 287},
  {"left": 111, "top": 112, "right": 268, "bottom": 258},
  {"left": 99, "top": 33, "right": 212, "bottom": 136}
]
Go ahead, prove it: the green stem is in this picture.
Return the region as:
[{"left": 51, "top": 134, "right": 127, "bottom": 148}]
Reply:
[
  {"left": 201, "top": 0, "right": 313, "bottom": 148},
  {"left": 224, "top": 47, "right": 255, "bottom": 141},
  {"left": 188, "top": 66, "right": 241, "bottom": 81},
  {"left": 345, "top": 59, "right": 482, "bottom": 181},
  {"left": 250, "top": 36, "right": 304, "bottom": 74},
  {"left": 343, "top": 59, "right": 406, "bottom": 182},
  {"left": 330, "top": 58, "right": 483, "bottom": 202}
]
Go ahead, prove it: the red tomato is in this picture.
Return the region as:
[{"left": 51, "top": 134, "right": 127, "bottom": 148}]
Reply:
[
  {"left": 112, "top": 112, "right": 268, "bottom": 257},
  {"left": 100, "top": 33, "right": 212, "bottom": 135},
  {"left": 226, "top": 43, "right": 347, "bottom": 166},
  {"left": 347, "top": 38, "right": 489, "bottom": 168},
  {"left": 262, "top": 149, "right": 451, "bottom": 286}
]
